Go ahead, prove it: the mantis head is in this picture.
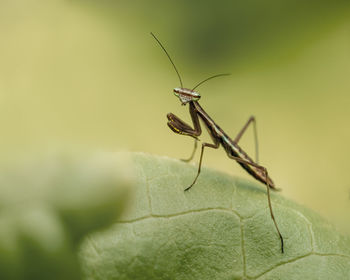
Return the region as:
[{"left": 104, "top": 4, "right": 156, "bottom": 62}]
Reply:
[
  {"left": 150, "top": 32, "right": 229, "bottom": 106},
  {"left": 173, "top": 88, "right": 201, "bottom": 105}
]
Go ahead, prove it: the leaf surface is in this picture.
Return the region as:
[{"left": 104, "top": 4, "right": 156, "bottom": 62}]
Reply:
[
  {"left": 80, "top": 152, "right": 350, "bottom": 280},
  {"left": 0, "top": 153, "right": 133, "bottom": 280}
]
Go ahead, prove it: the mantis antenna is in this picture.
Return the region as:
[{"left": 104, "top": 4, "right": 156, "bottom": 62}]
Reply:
[
  {"left": 192, "top": 73, "right": 230, "bottom": 91},
  {"left": 150, "top": 32, "right": 183, "bottom": 88}
]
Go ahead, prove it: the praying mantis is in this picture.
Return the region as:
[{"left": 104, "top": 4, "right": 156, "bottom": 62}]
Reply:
[{"left": 151, "top": 32, "right": 284, "bottom": 253}]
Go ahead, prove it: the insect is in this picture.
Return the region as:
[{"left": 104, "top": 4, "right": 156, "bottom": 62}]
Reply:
[{"left": 151, "top": 32, "right": 284, "bottom": 253}]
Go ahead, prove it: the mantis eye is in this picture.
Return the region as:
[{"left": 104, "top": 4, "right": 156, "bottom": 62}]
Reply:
[{"left": 192, "top": 95, "right": 200, "bottom": 101}]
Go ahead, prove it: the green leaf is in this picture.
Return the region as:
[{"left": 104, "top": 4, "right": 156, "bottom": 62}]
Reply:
[
  {"left": 0, "top": 153, "right": 133, "bottom": 280},
  {"left": 80, "top": 152, "right": 350, "bottom": 280}
]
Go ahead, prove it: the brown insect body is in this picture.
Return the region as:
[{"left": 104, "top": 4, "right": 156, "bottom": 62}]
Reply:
[
  {"left": 152, "top": 33, "right": 284, "bottom": 253},
  {"left": 192, "top": 100, "right": 275, "bottom": 188}
]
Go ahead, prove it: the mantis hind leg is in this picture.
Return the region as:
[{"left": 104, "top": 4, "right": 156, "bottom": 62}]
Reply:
[
  {"left": 227, "top": 154, "right": 284, "bottom": 253},
  {"left": 234, "top": 116, "right": 259, "bottom": 164}
]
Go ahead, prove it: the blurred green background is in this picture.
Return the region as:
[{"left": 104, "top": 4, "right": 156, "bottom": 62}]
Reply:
[{"left": 0, "top": 0, "right": 349, "bottom": 234}]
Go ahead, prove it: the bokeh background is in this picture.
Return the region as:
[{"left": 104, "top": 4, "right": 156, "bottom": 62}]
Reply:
[{"left": 0, "top": 0, "right": 349, "bottom": 233}]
